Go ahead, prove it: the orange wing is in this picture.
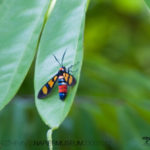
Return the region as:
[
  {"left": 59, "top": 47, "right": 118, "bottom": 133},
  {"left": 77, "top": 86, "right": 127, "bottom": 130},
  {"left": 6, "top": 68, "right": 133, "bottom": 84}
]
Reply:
[
  {"left": 38, "top": 75, "right": 58, "bottom": 99},
  {"left": 63, "top": 72, "right": 76, "bottom": 86}
]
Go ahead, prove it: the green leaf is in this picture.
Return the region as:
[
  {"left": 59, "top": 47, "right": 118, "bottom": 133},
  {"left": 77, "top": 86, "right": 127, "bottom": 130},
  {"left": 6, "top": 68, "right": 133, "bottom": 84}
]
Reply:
[
  {"left": 144, "top": 0, "right": 150, "bottom": 8},
  {"left": 116, "top": 106, "right": 147, "bottom": 150},
  {"left": 0, "top": 0, "right": 50, "bottom": 110},
  {"left": 35, "top": 0, "right": 87, "bottom": 128}
]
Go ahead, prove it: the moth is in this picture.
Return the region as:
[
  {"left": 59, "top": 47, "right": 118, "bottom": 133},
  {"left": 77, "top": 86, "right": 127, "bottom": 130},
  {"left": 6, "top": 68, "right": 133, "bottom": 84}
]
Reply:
[{"left": 38, "top": 50, "right": 76, "bottom": 100}]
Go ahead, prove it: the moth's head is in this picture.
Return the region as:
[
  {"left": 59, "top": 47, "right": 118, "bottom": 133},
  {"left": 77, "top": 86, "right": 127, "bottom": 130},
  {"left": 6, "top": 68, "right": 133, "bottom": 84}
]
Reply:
[{"left": 59, "top": 66, "right": 66, "bottom": 72}]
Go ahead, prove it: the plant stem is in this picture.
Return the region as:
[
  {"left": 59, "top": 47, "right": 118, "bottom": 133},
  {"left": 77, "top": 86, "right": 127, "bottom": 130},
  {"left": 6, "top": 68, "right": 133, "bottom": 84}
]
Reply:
[{"left": 47, "top": 129, "right": 53, "bottom": 150}]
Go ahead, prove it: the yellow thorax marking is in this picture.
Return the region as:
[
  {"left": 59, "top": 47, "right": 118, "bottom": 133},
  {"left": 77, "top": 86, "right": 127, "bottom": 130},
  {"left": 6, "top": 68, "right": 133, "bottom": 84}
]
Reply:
[
  {"left": 69, "top": 75, "right": 73, "bottom": 85},
  {"left": 63, "top": 73, "right": 66, "bottom": 77},
  {"left": 48, "top": 80, "right": 54, "bottom": 88},
  {"left": 42, "top": 86, "right": 48, "bottom": 94},
  {"left": 65, "top": 73, "right": 69, "bottom": 81},
  {"left": 54, "top": 76, "right": 57, "bottom": 81}
]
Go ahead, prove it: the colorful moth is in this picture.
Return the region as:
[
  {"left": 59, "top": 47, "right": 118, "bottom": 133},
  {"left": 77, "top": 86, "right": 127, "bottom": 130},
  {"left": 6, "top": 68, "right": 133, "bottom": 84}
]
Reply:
[{"left": 38, "top": 50, "right": 76, "bottom": 100}]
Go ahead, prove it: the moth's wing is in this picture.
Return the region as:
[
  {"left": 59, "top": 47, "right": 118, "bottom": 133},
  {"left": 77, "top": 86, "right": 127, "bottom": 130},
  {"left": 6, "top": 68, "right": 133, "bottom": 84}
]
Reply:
[
  {"left": 38, "top": 74, "right": 58, "bottom": 99},
  {"left": 63, "top": 72, "right": 76, "bottom": 86}
]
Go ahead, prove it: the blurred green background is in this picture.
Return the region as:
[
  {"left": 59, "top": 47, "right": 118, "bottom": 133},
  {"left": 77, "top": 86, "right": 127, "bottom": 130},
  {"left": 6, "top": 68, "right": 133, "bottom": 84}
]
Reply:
[{"left": 1, "top": 0, "right": 150, "bottom": 150}]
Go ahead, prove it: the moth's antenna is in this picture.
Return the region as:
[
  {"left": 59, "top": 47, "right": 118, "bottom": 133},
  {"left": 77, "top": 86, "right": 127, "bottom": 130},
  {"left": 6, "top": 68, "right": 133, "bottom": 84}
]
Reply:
[
  {"left": 53, "top": 54, "right": 61, "bottom": 66},
  {"left": 61, "top": 49, "right": 67, "bottom": 66}
]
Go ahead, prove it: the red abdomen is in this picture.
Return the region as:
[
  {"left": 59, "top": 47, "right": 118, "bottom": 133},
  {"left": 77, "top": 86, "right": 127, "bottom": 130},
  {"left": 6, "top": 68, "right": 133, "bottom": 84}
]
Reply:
[
  {"left": 58, "top": 76, "right": 67, "bottom": 100},
  {"left": 58, "top": 85, "right": 67, "bottom": 93}
]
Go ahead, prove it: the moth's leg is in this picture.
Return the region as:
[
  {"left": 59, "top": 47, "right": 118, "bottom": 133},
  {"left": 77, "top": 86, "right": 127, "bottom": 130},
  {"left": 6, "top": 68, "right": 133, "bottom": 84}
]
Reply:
[
  {"left": 67, "top": 62, "right": 80, "bottom": 74},
  {"left": 68, "top": 65, "right": 73, "bottom": 74}
]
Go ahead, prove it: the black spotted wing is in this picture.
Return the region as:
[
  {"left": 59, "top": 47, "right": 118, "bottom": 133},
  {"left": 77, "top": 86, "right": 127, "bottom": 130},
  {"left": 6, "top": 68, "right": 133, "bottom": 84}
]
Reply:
[
  {"left": 38, "top": 74, "right": 58, "bottom": 99},
  {"left": 63, "top": 72, "right": 76, "bottom": 86}
]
